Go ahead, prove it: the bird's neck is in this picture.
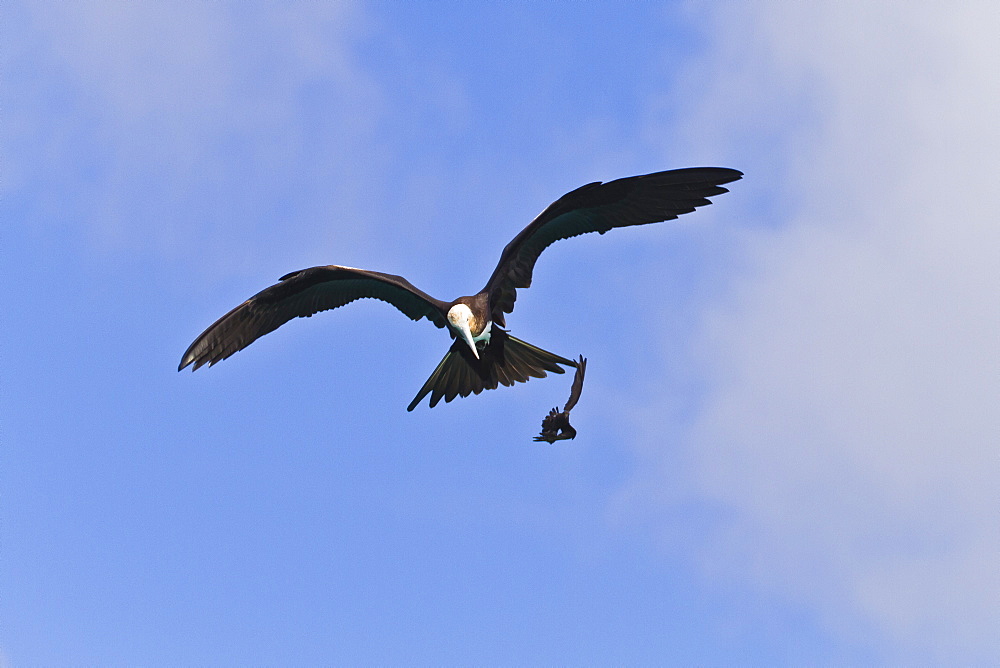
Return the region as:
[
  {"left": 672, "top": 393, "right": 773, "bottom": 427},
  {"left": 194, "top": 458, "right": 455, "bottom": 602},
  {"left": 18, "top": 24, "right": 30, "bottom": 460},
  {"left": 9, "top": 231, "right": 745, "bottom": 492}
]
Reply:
[
  {"left": 453, "top": 296, "right": 491, "bottom": 338},
  {"left": 472, "top": 320, "right": 492, "bottom": 343}
]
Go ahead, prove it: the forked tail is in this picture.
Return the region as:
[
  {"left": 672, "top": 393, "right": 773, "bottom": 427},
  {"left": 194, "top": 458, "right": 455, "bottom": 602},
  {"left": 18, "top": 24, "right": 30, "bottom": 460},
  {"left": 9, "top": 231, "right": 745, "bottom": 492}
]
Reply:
[{"left": 407, "top": 330, "right": 577, "bottom": 411}]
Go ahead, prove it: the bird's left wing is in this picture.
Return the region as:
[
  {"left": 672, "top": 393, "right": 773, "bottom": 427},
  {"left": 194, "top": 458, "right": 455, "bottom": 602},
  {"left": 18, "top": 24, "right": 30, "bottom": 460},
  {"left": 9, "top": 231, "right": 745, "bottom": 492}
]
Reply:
[
  {"left": 179, "top": 265, "right": 449, "bottom": 371},
  {"left": 482, "top": 167, "right": 742, "bottom": 324}
]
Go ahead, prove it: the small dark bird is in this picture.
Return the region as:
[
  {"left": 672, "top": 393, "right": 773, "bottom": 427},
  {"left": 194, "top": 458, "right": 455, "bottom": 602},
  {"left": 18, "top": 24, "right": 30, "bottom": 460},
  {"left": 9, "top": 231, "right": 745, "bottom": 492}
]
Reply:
[
  {"left": 535, "top": 356, "right": 587, "bottom": 443},
  {"left": 179, "top": 167, "right": 742, "bottom": 410}
]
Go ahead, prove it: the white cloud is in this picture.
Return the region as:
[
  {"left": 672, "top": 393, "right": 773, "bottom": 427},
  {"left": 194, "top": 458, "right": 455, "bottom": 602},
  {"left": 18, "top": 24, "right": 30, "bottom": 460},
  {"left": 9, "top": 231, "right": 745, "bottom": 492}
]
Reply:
[{"left": 628, "top": 2, "right": 1000, "bottom": 661}]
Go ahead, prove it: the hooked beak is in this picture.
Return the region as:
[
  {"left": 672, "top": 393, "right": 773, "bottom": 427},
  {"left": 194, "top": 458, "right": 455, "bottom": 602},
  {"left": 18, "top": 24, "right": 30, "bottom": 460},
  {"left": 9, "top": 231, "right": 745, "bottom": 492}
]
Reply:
[{"left": 458, "top": 321, "right": 480, "bottom": 360}]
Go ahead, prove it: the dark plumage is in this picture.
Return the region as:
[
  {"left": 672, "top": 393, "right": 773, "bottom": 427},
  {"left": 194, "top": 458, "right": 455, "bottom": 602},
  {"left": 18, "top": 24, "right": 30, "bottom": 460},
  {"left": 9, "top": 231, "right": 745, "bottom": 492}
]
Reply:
[
  {"left": 535, "top": 356, "right": 587, "bottom": 443},
  {"left": 179, "top": 167, "right": 742, "bottom": 410}
]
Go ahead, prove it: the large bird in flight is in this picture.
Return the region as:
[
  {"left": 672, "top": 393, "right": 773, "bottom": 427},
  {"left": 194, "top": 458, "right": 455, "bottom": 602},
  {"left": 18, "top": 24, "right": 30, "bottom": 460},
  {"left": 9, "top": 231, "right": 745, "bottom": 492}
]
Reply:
[{"left": 179, "top": 167, "right": 742, "bottom": 410}]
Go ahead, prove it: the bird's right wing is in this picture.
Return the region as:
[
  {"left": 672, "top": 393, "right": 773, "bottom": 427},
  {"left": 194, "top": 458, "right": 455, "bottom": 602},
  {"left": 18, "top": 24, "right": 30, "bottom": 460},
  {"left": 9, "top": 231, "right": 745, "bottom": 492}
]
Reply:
[
  {"left": 482, "top": 168, "right": 743, "bottom": 324},
  {"left": 179, "top": 265, "right": 450, "bottom": 371}
]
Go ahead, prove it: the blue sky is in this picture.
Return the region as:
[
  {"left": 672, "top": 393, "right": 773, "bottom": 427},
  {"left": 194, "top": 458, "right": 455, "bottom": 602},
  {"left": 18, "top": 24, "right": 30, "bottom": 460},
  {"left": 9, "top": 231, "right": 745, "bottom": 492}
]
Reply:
[{"left": 3, "top": 2, "right": 998, "bottom": 664}]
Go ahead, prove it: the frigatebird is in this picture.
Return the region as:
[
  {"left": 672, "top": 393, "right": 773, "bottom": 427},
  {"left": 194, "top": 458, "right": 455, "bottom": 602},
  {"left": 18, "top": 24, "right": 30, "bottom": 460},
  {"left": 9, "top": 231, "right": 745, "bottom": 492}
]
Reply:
[
  {"left": 179, "top": 167, "right": 742, "bottom": 410},
  {"left": 535, "top": 356, "right": 587, "bottom": 443}
]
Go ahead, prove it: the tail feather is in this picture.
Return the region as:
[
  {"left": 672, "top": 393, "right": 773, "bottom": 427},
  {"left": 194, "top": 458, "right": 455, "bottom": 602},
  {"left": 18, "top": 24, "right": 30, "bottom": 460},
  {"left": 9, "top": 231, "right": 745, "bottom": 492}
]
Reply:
[
  {"left": 414, "top": 349, "right": 452, "bottom": 410},
  {"left": 494, "top": 358, "right": 512, "bottom": 388},
  {"left": 508, "top": 340, "right": 549, "bottom": 379},
  {"left": 406, "top": 330, "right": 576, "bottom": 411}
]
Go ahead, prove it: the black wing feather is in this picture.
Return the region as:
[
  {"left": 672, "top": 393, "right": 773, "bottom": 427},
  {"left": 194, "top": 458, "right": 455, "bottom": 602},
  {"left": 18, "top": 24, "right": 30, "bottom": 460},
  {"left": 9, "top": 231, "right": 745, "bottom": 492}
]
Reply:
[
  {"left": 483, "top": 167, "right": 742, "bottom": 323},
  {"left": 179, "top": 265, "right": 449, "bottom": 371}
]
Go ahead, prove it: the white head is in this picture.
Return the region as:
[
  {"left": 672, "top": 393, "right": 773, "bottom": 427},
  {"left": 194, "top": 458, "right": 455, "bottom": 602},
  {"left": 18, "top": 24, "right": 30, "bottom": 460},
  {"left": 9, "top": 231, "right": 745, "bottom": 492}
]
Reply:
[{"left": 447, "top": 303, "right": 480, "bottom": 360}]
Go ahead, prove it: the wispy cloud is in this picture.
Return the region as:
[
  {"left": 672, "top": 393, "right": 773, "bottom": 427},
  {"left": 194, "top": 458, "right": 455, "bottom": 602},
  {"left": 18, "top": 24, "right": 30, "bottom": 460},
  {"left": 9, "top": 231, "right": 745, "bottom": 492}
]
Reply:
[
  {"left": 627, "top": 2, "right": 1000, "bottom": 661},
  {"left": 5, "top": 2, "right": 380, "bottom": 271}
]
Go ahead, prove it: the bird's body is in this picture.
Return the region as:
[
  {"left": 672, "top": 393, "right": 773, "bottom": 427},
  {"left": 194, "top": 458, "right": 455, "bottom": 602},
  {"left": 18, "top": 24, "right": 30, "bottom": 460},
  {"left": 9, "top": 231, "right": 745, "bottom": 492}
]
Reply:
[{"left": 179, "top": 167, "right": 742, "bottom": 410}]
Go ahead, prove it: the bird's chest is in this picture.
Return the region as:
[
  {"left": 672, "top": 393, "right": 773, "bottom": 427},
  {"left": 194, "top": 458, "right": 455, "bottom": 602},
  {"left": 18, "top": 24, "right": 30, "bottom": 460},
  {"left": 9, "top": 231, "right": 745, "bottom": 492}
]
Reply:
[{"left": 472, "top": 320, "right": 493, "bottom": 348}]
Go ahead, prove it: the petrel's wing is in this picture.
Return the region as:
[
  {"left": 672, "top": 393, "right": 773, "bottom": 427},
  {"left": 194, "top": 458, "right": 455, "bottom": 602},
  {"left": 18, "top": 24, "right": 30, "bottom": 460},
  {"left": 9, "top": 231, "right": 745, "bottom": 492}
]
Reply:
[
  {"left": 562, "top": 355, "right": 587, "bottom": 413},
  {"left": 482, "top": 167, "right": 742, "bottom": 324},
  {"left": 179, "top": 265, "right": 450, "bottom": 371}
]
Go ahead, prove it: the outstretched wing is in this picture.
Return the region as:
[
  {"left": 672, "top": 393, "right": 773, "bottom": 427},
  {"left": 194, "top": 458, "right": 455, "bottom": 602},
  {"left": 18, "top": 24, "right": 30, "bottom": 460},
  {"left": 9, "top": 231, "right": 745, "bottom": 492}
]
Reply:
[
  {"left": 179, "top": 265, "right": 450, "bottom": 371},
  {"left": 483, "top": 167, "right": 743, "bottom": 324}
]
